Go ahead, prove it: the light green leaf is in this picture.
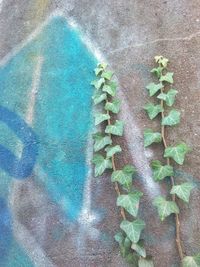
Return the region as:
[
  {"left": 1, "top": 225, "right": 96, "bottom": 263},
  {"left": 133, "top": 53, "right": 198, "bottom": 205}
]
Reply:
[
  {"left": 92, "top": 154, "right": 112, "bottom": 177},
  {"left": 93, "top": 133, "right": 112, "bottom": 152},
  {"left": 111, "top": 164, "right": 136, "bottom": 189},
  {"left": 138, "top": 257, "right": 154, "bottom": 267},
  {"left": 94, "top": 113, "right": 110, "bottom": 125},
  {"left": 92, "top": 91, "right": 107, "bottom": 105},
  {"left": 164, "top": 142, "right": 191, "bottom": 165},
  {"left": 182, "top": 254, "right": 200, "bottom": 267},
  {"left": 131, "top": 240, "right": 146, "bottom": 258},
  {"left": 105, "top": 120, "right": 124, "bottom": 136},
  {"left": 117, "top": 191, "right": 143, "bottom": 217},
  {"left": 157, "top": 89, "right": 178, "bottom": 106},
  {"left": 144, "top": 103, "right": 163, "bottom": 120},
  {"left": 102, "top": 81, "right": 117, "bottom": 96},
  {"left": 146, "top": 82, "right": 163, "bottom": 96},
  {"left": 95, "top": 67, "right": 103, "bottom": 76},
  {"left": 160, "top": 72, "right": 174, "bottom": 84},
  {"left": 91, "top": 78, "right": 105, "bottom": 89},
  {"left": 151, "top": 160, "right": 174, "bottom": 181},
  {"left": 170, "top": 182, "right": 195, "bottom": 203},
  {"left": 101, "top": 70, "right": 114, "bottom": 80},
  {"left": 155, "top": 55, "right": 169, "bottom": 68},
  {"left": 153, "top": 196, "right": 179, "bottom": 221},
  {"left": 151, "top": 67, "right": 163, "bottom": 78},
  {"left": 98, "top": 63, "right": 107, "bottom": 70},
  {"left": 144, "top": 129, "right": 162, "bottom": 147},
  {"left": 120, "top": 219, "right": 145, "bottom": 243},
  {"left": 114, "top": 232, "right": 124, "bottom": 246},
  {"left": 105, "top": 98, "right": 121, "bottom": 114},
  {"left": 105, "top": 145, "right": 122, "bottom": 158},
  {"left": 162, "top": 109, "right": 180, "bottom": 126}
]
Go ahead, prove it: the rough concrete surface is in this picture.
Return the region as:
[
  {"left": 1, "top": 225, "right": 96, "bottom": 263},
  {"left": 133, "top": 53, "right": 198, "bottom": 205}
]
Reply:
[{"left": 0, "top": 1, "right": 200, "bottom": 267}]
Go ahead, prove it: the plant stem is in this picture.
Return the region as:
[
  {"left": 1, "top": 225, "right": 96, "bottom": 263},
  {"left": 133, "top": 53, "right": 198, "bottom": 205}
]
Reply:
[
  {"left": 160, "top": 87, "right": 184, "bottom": 260},
  {"left": 106, "top": 99, "right": 126, "bottom": 220}
]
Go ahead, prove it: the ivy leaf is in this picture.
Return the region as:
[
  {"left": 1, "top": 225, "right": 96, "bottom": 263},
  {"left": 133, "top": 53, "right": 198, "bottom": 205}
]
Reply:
[
  {"left": 114, "top": 232, "right": 125, "bottom": 246},
  {"left": 164, "top": 142, "right": 191, "bottom": 165},
  {"left": 138, "top": 257, "right": 154, "bottom": 267},
  {"left": 146, "top": 82, "right": 163, "bottom": 96},
  {"left": 125, "top": 253, "right": 139, "bottom": 265},
  {"left": 92, "top": 91, "right": 107, "bottom": 105},
  {"left": 120, "top": 219, "right": 145, "bottom": 243},
  {"left": 93, "top": 133, "right": 112, "bottom": 152},
  {"left": 151, "top": 67, "right": 163, "bottom": 78},
  {"left": 91, "top": 78, "right": 105, "bottom": 89},
  {"left": 155, "top": 55, "right": 169, "bottom": 68},
  {"left": 160, "top": 72, "right": 174, "bottom": 84},
  {"left": 92, "top": 154, "right": 112, "bottom": 177},
  {"left": 131, "top": 240, "right": 146, "bottom": 258},
  {"left": 151, "top": 160, "right": 174, "bottom": 181},
  {"left": 105, "top": 98, "right": 121, "bottom": 114},
  {"left": 117, "top": 191, "right": 143, "bottom": 217},
  {"left": 144, "top": 129, "right": 162, "bottom": 147},
  {"left": 105, "top": 120, "right": 124, "bottom": 136},
  {"left": 170, "top": 182, "right": 195, "bottom": 203},
  {"left": 144, "top": 103, "right": 163, "bottom": 120},
  {"left": 98, "top": 63, "right": 107, "bottom": 70},
  {"left": 153, "top": 196, "right": 179, "bottom": 221},
  {"left": 94, "top": 113, "right": 110, "bottom": 125},
  {"left": 102, "top": 81, "right": 117, "bottom": 96},
  {"left": 182, "top": 254, "right": 200, "bottom": 267},
  {"left": 95, "top": 67, "right": 103, "bottom": 76},
  {"left": 162, "top": 109, "right": 180, "bottom": 126},
  {"left": 111, "top": 164, "right": 136, "bottom": 189},
  {"left": 101, "top": 71, "right": 114, "bottom": 80},
  {"left": 157, "top": 89, "right": 178, "bottom": 106},
  {"left": 105, "top": 145, "right": 122, "bottom": 158}
]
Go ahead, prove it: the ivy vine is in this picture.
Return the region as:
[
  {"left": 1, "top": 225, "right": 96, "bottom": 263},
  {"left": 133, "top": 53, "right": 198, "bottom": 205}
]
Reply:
[
  {"left": 91, "top": 63, "right": 154, "bottom": 266},
  {"left": 144, "top": 56, "right": 199, "bottom": 266}
]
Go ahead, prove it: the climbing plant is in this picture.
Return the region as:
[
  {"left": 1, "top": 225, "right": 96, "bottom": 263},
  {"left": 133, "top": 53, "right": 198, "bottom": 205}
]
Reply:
[
  {"left": 91, "top": 63, "right": 154, "bottom": 266},
  {"left": 144, "top": 55, "right": 199, "bottom": 266}
]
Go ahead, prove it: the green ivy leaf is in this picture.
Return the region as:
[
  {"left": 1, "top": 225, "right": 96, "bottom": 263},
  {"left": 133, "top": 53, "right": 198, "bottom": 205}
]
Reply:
[
  {"left": 182, "top": 254, "right": 200, "bottom": 267},
  {"left": 105, "top": 120, "right": 124, "bottom": 136},
  {"left": 92, "top": 91, "right": 107, "bottom": 105},
  {"left": 159, "top": 72, "right": 174, "bottom": 84},
  {"left": 120, "top": 219, "right": 145, "bottom": 243},
  {"left": 95, "top": 67, "right": 103, "bottom": 76},
  {"left": 105, "top": 98, "right": 121, "bottom": 114},
  {"left": 105, "top": 145, "right": 122, "bottom": 158},
  {"left": 92, "top": 154, "right": 112, "bottom": 177},
  {"left": 102, "top": 81, "right": 117, "bottom": 96},
  {"left": 153, "top": 196, "right": 179, "bottom": 221},
  {"left": 170, "top": 182, "right": 195, "bottom": 203},
  {"left": 162, "top": 109, "right": 180, "bottom": 126},
  {"left": 151, "top": 67, "right": 163, "bottom": 78},
  {"left": 131, "top": 240, "right": 146, "bottom": 258},
  {"left": 155, "top": 55, "right": 169, "bottom": 68},
  {"left": 146, "top": 82, "right": 163, "bottom": 97},
  {"left": 93, "top": 133, "right": 112, "bottom": 152},
  {"left": 144, "top": 129, "right": 162, "bottom": 147},
  {"left": 151, "top": 160, "right": 174, "bottom": 181},
  {"left": 101, "top": 71, "right": 114, "bottom": 80},
  {"left": 98, "top": 63, "right": 107, "bottom": 70},
  {"left": 94, "top": 113, "right": 110, "bottom": 125},
  {"left": 138, "top": 257, "right": 154, "bottom": 267},
  {"left": 157, "top": 89, "right": 178, "bottom": 106},
  {"left": 164, "top": 142, "right": 191, "bottom": 165},
  {"left": 144, "top": 103, "right": 163, "bottom": 120},
  {"left": 91, "top": 78, "right": 105, "bottom": 89},
  {"left": 111, "top": 164, "right": 136, "bottom": 189},
  {"left": 114, "top": 232, "right": 125, "bottom": 246},
  {"left": 117, "top": 191, "right": 143, "bottom": 217}
]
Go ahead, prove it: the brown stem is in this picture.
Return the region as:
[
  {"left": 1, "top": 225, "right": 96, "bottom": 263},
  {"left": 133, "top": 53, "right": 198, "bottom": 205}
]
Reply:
[
  {"left": 106, "top": 99, "right": 126, "bottom": 220},
  {"left": 160, "top": 88, "right": 184, "bottom": 260}
]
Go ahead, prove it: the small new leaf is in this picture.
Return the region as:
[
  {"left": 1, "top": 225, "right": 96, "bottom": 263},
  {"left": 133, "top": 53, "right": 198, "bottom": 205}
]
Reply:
[
  {"left": 105, "top": 120, "right": 124, "bottom": 136},
  {"left": 155, "top": 55, "right": 169, "bottom": 68},
  {"left": 162, "top": 109, "right": 181, "bottom": 126},
  {"left": 151, "top": 160, "right": 174, "bottom": 181},
  {"left": 105, "top": 98, "right": 121, "bottom": 114},
  {"left": 144, "top": 103, "right": 163, "bottom": 120},
  {"left": 92, "top": 91, "right": 107, "bottom": 105},
  {"left": 164, "top": 142, "right": 191, "bottom": 165},
  {"left": 102, "top": 81, "right": 117, "bottom": 96},
  {"left": 138, "top": 257, "right": 154, "bottom": 267},
  {"left": 120, "top": 219, "right": 145, "bottom": 243},
  {"left": 98, "top": 63, "right": 107, "bottom": 70},
  {"left": 117, "top": 191, "right": 143, "bottom": 217},
  {"left": 105, "top": 145, "right": 122, "bottom": 158},
  {"left": 111, "top": 164, "right": 136, "bottom": 189},
  {"left": 157, "top": 89, "right": 178, "bottom": 106},
  {"left": 93, "top": 133, "right": 112, "bottom": 152},
  {"left": 170, "top": 182, "right": 195, "bottom": 203},
  {"left": 182, "top": 254, "right": 200, "bottom": 267},
  {"left": 94, "top": 113, "right": 110, "bottom": 125},
  {"left": 160, "top": 72, "right": 174, "bottom": 84},
  {"left": 92, "top": 154, "right": 112, "bottom": 177},
  {"left": 95, "top": 67, "right": 103, "bottom": 76},
  {"left": 91, "top": 78, "right": 105, "bottom": 89},
  {"left": 153, "top": 196, "right": 179, "bottom": 221},
  {"left": 131, "top": 240, "right": 146, "bottom": 258},
  {"left": 151, "top": 67, "right": 163, "bottom": 78},
  {"left": 146, "top": 82, "right": 163, "bottom": 96},
  {"left": 101, "top": 71, "right": 114, "bottom": 80},
  {"left": 144, "top": 128, "right": 162, "bottom": 147}
]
